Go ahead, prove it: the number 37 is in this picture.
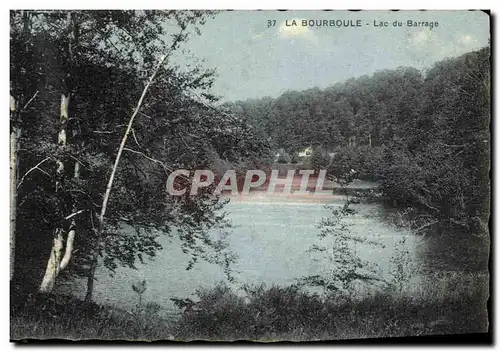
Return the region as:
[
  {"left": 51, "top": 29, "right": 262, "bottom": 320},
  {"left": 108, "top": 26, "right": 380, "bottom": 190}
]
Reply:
[{"left": 267, "top": 20, "right": 276, "bottom": 28}]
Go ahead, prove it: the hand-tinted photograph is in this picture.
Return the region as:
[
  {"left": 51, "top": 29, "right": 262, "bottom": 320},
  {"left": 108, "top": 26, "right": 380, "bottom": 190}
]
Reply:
[{"left": 10, "top": 9, "right": 491, "bottom": 342}]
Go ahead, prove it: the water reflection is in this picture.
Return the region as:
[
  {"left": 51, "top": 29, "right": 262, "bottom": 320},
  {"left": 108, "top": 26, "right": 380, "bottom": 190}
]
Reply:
[{"left": 72, "top": 197, "right": 421, "bottom": 312}]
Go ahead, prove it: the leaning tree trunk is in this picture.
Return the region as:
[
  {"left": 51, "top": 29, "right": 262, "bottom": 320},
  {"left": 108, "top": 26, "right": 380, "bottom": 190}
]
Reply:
[
  {"left": 60, "top": 160, "right": 79, "bottom": 271},
  {"left": 38, "top": 98, "right": 80, "bottom": 293},
  {"left": 39, "top": 12, "right": 78, "bottom": 294},
  {"left": 39, "top": 94, "right": 71, "bottom": 293},
  {"left": 84, "top": 53, "right": 170, "bottom": 302}
]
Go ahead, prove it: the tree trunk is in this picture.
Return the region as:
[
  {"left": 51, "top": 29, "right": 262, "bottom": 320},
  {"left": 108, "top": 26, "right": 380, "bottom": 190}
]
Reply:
[
  {"left": 10, "top": 96, "right": 20, "bottom": 281},
  {"left": 84, "top": 53, "right": 170, "bottom": 302},
  {"left": 60, "top": 161, "right": 79, "bottom": 271},
  {"left": 39, "top": 97, "right": 81, "bottom": 292},
  {"left": 39, "top": 12, "right": 77, "bottom": 294},
  {"left": 39, "top": 98, "right": 80, "bottom": 292},
  {"left": 85, "top": 259, "right": 96, "bottom": 302},
  {"left": 39, "top": 94, "right": 70, "bottom": 293},
  {"left": 39, "top": 228, "right": 65, "bottom": 293}
]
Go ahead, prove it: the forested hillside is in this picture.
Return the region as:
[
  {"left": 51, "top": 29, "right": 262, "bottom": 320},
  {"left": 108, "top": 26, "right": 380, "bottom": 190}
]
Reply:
[{"left": 227, "top": 47, "right": 490, "bottom": 233}]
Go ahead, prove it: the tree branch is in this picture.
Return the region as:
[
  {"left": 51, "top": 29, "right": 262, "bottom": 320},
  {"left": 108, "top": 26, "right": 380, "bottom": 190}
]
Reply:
[
  {"left": 123, "top": 147, "right": 187, "bottom": 177},
  {"left": 22, "top": 90, "right": 39, "bottom": 110},
  {"left": 17, "top": 156, "right": 51, "bottom": 189},
  {"left": 93, "top": 124, "right": 127, "bottom": 134},
  {"left": 131, "top": 128, "right": 142, "bottom": 148},
  {"left": 414, "top": 220, "right": 439, "bottom": 233},
  {"left": 64, "top": 209, "right": 88, "bottom": 220},
  {"left": 440, "top": 142, "right": 470, "bottom": 148}
]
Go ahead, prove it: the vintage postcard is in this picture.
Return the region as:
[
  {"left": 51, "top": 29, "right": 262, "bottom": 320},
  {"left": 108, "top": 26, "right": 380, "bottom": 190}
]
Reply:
[{"left": 10, "top": 10, "right": 491, "bottom": 342}]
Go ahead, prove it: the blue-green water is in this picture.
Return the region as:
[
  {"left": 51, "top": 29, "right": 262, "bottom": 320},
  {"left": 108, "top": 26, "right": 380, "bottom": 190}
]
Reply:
[{"left": 72, "top": 198, "right": 419, "bottom": 312}]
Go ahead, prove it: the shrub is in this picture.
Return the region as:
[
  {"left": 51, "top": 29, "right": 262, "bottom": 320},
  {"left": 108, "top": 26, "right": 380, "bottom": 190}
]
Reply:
[
  {"left": 173, "top": 283, "right": 334, "bottom": 341},
  {"left": 172, "top": 279, "right": 488, "bottom": 341},
  {"left": 10, "top": 293, "right": 173, "bottom": 340}
]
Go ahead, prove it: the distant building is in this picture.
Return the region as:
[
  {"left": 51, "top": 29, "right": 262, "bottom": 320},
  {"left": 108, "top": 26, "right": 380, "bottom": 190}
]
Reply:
[{"left": 298, "top": 146, "right": 313, "bottom": 158}]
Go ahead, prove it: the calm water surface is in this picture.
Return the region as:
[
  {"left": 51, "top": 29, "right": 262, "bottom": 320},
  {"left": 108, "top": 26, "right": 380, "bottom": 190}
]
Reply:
[{"left": 73, "top": 196, "right": 421, "bottom": 311}]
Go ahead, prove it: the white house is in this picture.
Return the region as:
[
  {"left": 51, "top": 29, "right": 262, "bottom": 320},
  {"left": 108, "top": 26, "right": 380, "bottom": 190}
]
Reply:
[{"left": 298, "top": 146, "right": 313, "bottom": 158}]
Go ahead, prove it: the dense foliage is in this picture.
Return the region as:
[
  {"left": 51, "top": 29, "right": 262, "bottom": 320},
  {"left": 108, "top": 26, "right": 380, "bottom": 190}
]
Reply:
[
  {"left": 10, "top": 10, "right": 270, "bottom": 296},
  {"left": 170, "top": 279, "right": 487, "bottom": 341},
  {"left": 11, "top": 272, "right": 488, "bottom": 340},
  {"left": 227, "top": 47, "right": 490, "bottom": 232}
]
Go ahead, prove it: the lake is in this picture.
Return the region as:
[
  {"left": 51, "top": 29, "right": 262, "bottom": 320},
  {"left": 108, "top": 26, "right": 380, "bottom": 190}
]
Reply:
[{"left": 72, "top": 195, "right": 421, "bottom": 313}]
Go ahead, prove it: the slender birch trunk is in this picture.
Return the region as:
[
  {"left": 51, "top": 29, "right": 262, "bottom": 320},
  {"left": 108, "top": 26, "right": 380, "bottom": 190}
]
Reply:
[
  {"left": 60, "top": 160, "right": 79, "bottom": 271},
  {"left": 39, "top": 12, "right": 76, "bottom": 293},
  {"left": 39, "top": 94, "right": 70, "bottom": 293},
  {"left": 82, "top": 25, "right": 184, "bottom": 302},
  {"left": 85, "top": 54, "right": 169, "bottom": 302},
  {"left": 10, "top": 96, "right": 20, "bottom": 281},
  {"left": 10, "top": 12, "right": 30, "bottom": 281}
]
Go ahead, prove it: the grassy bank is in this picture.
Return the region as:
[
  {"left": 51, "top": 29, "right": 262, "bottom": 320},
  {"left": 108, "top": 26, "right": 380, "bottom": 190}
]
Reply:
[
  {"left": 11, "top": 271, "right": 488, "bottom": 342},
  {"left": 11, "top": 293, "right": 175, "bottom": 341},
  {"left": 172, "top": 275, "right": 488, "bottom": 341}
]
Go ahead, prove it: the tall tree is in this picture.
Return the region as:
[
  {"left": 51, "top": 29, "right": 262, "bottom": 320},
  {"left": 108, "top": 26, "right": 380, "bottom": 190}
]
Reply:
[{"left": 10, "top": 10, "right": 269, "bottom": 299}]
